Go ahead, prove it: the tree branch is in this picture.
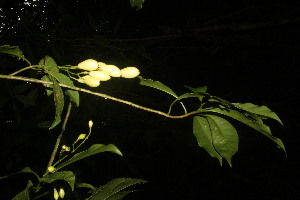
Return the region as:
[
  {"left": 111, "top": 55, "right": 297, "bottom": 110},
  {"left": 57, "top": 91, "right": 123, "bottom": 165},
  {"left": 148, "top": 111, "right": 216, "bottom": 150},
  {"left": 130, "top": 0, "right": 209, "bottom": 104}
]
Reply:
[{"left": 0, "top": 74, "right": 197, "bottom": 119}]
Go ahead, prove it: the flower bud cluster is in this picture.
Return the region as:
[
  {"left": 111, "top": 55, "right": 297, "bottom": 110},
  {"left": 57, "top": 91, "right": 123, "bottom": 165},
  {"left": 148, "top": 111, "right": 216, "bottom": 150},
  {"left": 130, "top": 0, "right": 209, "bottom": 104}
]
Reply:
[{"left": 77, "top": 59, "right": 140, "bottom": 87}]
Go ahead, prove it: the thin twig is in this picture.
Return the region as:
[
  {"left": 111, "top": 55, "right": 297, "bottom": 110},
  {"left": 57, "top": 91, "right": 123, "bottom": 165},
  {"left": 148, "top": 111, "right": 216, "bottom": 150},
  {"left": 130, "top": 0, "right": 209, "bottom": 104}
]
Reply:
[
  {"left": 0, "top": 74, "right": 198, "bottom": 119},
  {"left": 45, "top": 102, "right": 72, "bottom": 174}
]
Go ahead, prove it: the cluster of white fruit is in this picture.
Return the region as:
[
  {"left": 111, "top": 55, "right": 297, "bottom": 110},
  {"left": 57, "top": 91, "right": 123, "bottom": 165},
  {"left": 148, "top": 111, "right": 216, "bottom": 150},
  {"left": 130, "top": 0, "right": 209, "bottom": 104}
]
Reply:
[{"left": 76, "top": 59, "right": 140, "bottom": 87}]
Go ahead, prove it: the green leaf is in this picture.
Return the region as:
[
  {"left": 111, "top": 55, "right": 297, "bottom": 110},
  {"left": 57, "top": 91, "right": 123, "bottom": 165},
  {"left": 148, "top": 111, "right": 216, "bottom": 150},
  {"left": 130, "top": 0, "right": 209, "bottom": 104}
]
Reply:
[
  {"left": 186, "top": 85, "right": 208, "bottom": 93},
  {"left": 12, "top": 180, "right": 33, "bottom": 200},
  {"left": 48, "top": 71, "right": 79, "bottom": 107},
  {"left": 0, "top": 45, "right": 30, "bottom": 65},
  {"left": 138, "top": 76, "right": 178, "bottom": 98},
  {"left": 76, "top": 183, "right": 95, "bottom": 190},
  {"left": 86, "top": 178, "right": 147, "bottom": 200},
  {"left": 208, "top": 108, "right": 286, "bottom": 155},
  {"left": 193, "top": 116, "right": 223, "bottom": 165},
  {"left": 48, "top": 77, "right": 64, "bottom": 130},
  {"left": 41, "top": 171, "right": 75, "bottom": 191},
  {"left": 233, "top": 103, "right": 283, "bottom": 125},
  {"left": 138, "top": 76, "right": 186, "bottom": 113},
  {"left": 129, "top": 0, "right": 144, "bottom": 10},
  {"left": 39, "top": 55, "right": 59, "bottom": 72},
  {"left": 206, "top": 115, "right": 239, "bottom": 167},
  {"left": 56, "top": 144, "right": 123, "bottom": 170}
]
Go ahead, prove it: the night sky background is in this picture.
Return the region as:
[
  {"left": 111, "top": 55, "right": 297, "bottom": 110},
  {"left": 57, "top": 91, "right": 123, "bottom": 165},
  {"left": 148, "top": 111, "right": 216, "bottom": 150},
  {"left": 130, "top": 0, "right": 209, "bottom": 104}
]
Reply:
[{"left": 0, "top": 0, "right": 300, "bottom": 199}]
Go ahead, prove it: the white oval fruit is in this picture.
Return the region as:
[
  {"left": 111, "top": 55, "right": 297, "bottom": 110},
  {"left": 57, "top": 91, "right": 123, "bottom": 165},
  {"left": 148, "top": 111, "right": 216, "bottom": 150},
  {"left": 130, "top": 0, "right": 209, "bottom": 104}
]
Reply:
[
  {"left": 89, "top": 71, "right": 111, "bottom": 81},
  {"left": 120, "top": 67, "right": 140, "bottom": 78},
  {"left": 100, "top": 64, "right": 121, "bottom": 77},
  {"left": 78, "top": 59, "right": 98, "bottom": 71},
  {"left": 82, "top": 75, "right": 100, "bottom": 87}
]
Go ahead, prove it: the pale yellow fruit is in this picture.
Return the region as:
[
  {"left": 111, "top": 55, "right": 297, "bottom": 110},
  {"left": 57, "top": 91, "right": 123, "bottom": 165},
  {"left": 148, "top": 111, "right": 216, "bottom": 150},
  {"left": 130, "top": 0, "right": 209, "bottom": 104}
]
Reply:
[
  {"left": 120, "top": 67, "right": 140, "bottom": 78},
  {"left": 77, "top": 133, "right": 86, "bottom": 140},
  {"left": 100, "top": 64, "right": 121, "bottom": 77},
  {"left": 59, "top": 188, "right": 65, "bottom": 198},
  {"left": 89, "top": 70, "right": 111, "bottom": 81},
  {"left": 82, "top": 75, "right": 100, "bottom": 87},
  {"left": 78, "top": 59, "right": 98, "bottom": 71},
  {"left": 98, "top": 62, "right": 106, "bottom": 68},
  {"left": 48, "top": 166, "right": 56, "bottom": 173},
  {"left": 89, "top": 120, "right": 93, "bottom": 128},
  {"left": 54, "top": 188, "right": 59, "bottom": 200}
]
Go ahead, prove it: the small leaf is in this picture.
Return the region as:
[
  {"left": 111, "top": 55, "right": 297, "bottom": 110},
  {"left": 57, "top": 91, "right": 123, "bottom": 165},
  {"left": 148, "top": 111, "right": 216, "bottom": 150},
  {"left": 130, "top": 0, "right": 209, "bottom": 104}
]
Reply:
[
  {"left": 39, "top": 56, "right": 59, "bottom": 72},
  {"left": 12, "top": 180, "right": 33, "bottom": 200},
  {"left": 48, "top": 71, "right": 79, "bottom": 107},
  {"left": 76, "top": 183, "right": 95, "bottom": 190},
  {"left": 0, "top": 45, "right": 30, "bottom": 65},
  {"left": 186, "top": 85, "right": 208, "bottom": 93},
  {"left": 129, "top": 0, "right": 144, "bottom": 10},
  {"left": 41, "top": 171, "right": 75, "bottom": 191},
  {"left": 86, "top": 178, "right": 147, "bottom": 200},
  {"left": 233, "top": 103, "right": 283, "bottom": 125},
  {"left": 193, "top": 116, "right": 222, "bottom": 165},
  {"left": 56, "top": 144, "right": 122, "bottom": 170}
]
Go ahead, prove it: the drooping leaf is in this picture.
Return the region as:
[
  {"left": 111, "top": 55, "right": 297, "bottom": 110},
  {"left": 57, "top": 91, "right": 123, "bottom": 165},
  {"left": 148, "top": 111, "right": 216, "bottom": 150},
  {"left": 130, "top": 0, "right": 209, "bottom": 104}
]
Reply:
[
  {"left": 206, "top": 115, "right": 239, "bottom": 167},
  {"left": 48, "top": 71, "right": 79, "bottom": 107},
  {"left": 0, "top": 45, "right": 30, "bottom": 65},
  {"left": 56, "top": 144, "right": 122, "bottom": 170},
  {"left": 41, "top": 171, "right": 75, "bottom": 191},
  {"left": 12, "top": 180, "right": 33, "bottom": 200},
  {"left": 48, "top": 77, "right": 64, "bottom": 130},
  {"left": 208, "top": 108, "right": 286, "bottom": 155},
  {"left": 129, "top": 0, "right": 144, "bottom": 10},
  {"left": 193, "top": 116, "right": 223, "bottom": 165},
  {"left": 86, "top": 178, "right": 147, "bottom": 200},
  {"left": 233, "top": 103, "right": 283, "bottom": 125}
]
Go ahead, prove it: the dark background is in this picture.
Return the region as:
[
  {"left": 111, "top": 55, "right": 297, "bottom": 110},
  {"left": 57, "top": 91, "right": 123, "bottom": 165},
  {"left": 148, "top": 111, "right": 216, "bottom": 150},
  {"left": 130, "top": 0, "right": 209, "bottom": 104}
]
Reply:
[{"left": 0, "top": 0, "right": 299, "bottom": 199}]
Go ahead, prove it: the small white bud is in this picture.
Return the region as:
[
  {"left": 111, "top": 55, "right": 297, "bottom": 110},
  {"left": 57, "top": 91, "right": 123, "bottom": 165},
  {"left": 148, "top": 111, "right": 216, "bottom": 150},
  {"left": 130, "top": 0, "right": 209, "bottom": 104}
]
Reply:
[{"left": 89, "top": 120, "right": 93, "bottom": 128}]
